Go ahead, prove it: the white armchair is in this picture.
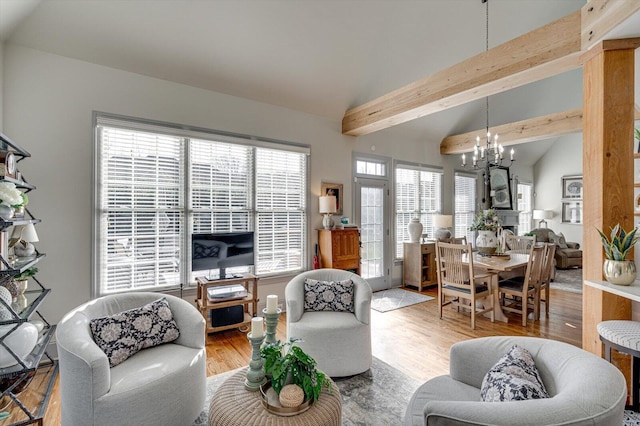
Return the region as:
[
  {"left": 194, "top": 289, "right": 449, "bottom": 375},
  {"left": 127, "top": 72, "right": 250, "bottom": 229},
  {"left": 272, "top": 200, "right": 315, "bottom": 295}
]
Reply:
[
  {"left": 56, "top": 292, "right": 206, "bottom": 426},
  {"left": 285, "top": 269, "right": 372, "bottom": 377}
]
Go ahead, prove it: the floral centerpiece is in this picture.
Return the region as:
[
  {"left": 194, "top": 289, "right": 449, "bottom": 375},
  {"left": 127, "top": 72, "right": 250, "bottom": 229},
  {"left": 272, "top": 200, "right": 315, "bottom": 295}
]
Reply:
[
  {"left": 0, "top": 182, "right": 26, "bottom": 208},
  {"left": 469, "top": 209, "right": 500, "bottom": 232}
]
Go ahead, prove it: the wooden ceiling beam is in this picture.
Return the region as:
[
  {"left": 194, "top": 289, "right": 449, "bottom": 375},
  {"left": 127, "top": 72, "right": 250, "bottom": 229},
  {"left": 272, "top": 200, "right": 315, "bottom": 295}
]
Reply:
[
  {"left": 581, "top": 0, "right": 640, "bottom": 51},
  {"left": 440, "top": 109, "right": 583, "bottom": 155},
  {"left": 342, "top": 11, "right": 582, "bottom": 137}
]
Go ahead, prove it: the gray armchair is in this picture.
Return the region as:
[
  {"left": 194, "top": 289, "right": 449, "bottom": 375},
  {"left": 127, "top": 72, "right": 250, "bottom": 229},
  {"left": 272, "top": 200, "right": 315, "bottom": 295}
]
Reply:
[
  {"left": 404, "top": 336, "right": 626, "bottom": 426},
  {"left": 286, "top": 269, "right": 372, "bottom": 377},
  {"left": 56, "top": 292, "right": 206, "bottom": 426},
  {"left": 529, "top": 228, "right": 582, "bottom": 269}
]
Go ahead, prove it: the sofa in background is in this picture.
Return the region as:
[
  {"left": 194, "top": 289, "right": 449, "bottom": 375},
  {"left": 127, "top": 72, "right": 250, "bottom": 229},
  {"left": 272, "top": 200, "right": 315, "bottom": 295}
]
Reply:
[
  {"left": 404, "top": 336, "right": 626, "bottom": 426},
  {"left": 529, "top": 228, "right": 582, "bottom": 269}
]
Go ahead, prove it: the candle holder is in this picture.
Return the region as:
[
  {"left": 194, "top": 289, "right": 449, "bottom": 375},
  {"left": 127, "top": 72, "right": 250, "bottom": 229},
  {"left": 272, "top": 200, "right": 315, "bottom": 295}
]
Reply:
[
  {"left": 262, "top": 308, "right": 282, "bottom": 345},
  {"left": 245, "top": 332, "right": 267, "bottom": 391}
]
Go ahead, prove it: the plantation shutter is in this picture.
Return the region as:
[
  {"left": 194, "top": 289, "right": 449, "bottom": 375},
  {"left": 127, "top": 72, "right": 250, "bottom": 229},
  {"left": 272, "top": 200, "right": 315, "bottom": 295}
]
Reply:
[
  {"left": 395, "top": 164, "right": 442, "bottom": 258},
  {"left": 517, "top": 183, "right": 533, "bottom": 234},
  {"left": 96, "top": 126, "right": 185, "bottom": 294},
  {"left": 454, "top": 172, "right": 477, "bottom": 244}
]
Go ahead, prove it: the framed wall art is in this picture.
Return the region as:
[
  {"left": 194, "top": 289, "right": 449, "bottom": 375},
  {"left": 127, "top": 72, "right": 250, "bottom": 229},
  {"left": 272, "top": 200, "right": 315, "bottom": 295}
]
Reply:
[
  {"left": 321, "top": 182, "right": 343, "bottom": 216},
  {"left": 561, "top": 201, "right": 583, "bottom": 224},
  {"left": 562, "top": 175, "right": 583, "bottom": 199},
  {"left": 489, "top": 167, "right": 512, "bottom": 209}
]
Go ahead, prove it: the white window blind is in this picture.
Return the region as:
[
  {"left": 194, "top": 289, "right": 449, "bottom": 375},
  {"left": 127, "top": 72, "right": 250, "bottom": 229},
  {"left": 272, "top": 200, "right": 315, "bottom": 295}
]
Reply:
[
  {"left": 97, "top": 127, "right": 185, "bottom": 295},
  {"left": 95, "top": 115, "right": 308, "bottom": 296},
  {"left": 454, "top": 173, "right": 476, "bottom": 244},
  {"left": 517, "top": 183, "right": 533, "bottom": 234},
  {"left": 395, "top": 165, "right": 442, "bottom": 258}
]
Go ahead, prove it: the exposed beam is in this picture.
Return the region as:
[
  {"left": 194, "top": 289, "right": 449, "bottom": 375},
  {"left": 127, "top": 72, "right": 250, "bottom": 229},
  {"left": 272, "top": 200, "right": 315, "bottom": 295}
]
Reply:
[
  {"left": 341, "top": 11, "right": 582, "bottom": 137},
  {"left": 581, "top": 0, "right": 640, "bottom": 51},
  {"left": 440, "top": 109, "right": 583, "bottom": 155}
]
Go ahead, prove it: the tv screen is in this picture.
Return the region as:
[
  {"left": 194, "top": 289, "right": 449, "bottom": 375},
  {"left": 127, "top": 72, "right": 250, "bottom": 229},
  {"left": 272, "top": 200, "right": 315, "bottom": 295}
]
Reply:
[{"left": 192, "top": 231, "right": 255, "bottom": 279}]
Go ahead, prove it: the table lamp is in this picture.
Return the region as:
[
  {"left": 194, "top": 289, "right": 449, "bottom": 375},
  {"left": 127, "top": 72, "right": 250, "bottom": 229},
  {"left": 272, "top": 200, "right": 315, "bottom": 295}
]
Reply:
[
  {"left": 533, "top": 210, "right": 553, "bottom": 228},
  {"left": 11, "top": 223, "right": 39, "bottom": 257},
  {"left": 434, "top": 215, "right": 453, "bottom": 240},
  {"left": 319, "top": 195, "right": 337, "bottom": 229}
]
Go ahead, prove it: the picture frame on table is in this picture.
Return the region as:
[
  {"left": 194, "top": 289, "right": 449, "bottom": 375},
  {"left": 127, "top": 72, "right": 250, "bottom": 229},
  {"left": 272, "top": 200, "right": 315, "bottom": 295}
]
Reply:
[
  {"left": 321, "top": 182, "right": 343, "bottom": 216},
  {"left": 489, "top": 167, "right": 512, "bottom": 209},
  {"left": 561, "top": 175, "right": 583, "bottom": 199}
]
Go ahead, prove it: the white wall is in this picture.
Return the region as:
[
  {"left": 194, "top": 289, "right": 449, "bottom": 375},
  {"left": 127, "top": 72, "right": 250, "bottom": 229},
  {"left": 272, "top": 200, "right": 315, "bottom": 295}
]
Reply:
[
  {"left": 3, "top": 44, "right": 467, "bottom": 322},
  {"left": 0, "top": 41, "right": 3, "bottom": 129},
  {"left": 533, "top": 133, "right": 583, "bottom": 245}
]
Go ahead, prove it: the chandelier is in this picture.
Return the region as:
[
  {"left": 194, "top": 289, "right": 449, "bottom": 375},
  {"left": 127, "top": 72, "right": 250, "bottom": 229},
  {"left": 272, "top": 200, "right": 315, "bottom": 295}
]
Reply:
[{"left": 461, "top": 0, "right": 515, "bottom": 207}]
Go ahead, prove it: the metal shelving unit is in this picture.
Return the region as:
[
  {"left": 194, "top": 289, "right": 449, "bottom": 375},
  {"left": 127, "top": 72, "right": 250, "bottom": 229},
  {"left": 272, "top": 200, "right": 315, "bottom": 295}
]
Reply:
[{"left": 0, "top": 132, "right": 57, "bottom": 426}]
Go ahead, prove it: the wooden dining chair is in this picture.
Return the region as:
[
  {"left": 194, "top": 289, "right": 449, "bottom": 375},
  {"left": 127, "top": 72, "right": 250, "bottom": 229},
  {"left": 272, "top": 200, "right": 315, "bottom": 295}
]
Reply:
[
  {"left": 505, "top": 234, "right": 536, "bottom": 254},
  {"left": 435, "top": 241, "right": 494, "bottom": 330},
  {"left": 498, "top": 245, "right": 545, "bottom": 326},
  {"left": 538, "top": 242, "right": 557, "bottom": 318}
]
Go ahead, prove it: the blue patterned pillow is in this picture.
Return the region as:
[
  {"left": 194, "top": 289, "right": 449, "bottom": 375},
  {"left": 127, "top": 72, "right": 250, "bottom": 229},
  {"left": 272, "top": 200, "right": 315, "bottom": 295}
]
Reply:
[
  {"left": 480, "top": 345, "right": 549, "bottom": 402},
  {"left": 304, "top": 278, "right": 354, "bottom": 312},
  {"left": 90, "top": 297, "right": 180, "bottom": 367}
]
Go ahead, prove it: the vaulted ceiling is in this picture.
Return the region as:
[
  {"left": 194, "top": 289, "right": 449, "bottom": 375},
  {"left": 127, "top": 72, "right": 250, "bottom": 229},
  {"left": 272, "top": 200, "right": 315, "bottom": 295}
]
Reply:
[{"left": 1, "top": 0, "right": 638, "bottom": 166}]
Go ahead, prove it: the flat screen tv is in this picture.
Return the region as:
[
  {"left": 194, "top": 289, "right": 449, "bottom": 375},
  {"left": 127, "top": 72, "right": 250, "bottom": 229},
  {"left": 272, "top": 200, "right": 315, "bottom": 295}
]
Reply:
[{"left": 192, "top": 231, "right": 255, "bottom": 280}]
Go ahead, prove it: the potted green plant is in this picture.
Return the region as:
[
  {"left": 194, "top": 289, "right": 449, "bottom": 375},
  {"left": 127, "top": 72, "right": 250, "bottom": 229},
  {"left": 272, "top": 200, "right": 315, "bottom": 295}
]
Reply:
[
  {"left": 12, "top": 267, "right": 38, "bottom": 294},
  {"left": 260, "top": 338, "right": 331, "bottom": 405},
  {"left": 469, "top": 209, "right": 500, "bottom": 254},
  {"left": 596, "top": 224, "right": 639, "bottom": 285}
]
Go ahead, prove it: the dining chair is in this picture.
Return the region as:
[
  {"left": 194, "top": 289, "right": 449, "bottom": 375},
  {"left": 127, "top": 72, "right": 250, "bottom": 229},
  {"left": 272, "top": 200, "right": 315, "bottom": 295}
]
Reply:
[
  {"left": 505, "top": 234, "right": 536, "bottom": 254},
  {"left": 538, "top": 242, "right": 557, "bottom": 318},
  {"left": 498, "top": 245, "right": 545, "bottom": 326},
  {"left": 437, "top": 236, "right": 468, "bottom": 245},
  {"left": 435, "top": 241, "right": 494, "bottom": 330}
]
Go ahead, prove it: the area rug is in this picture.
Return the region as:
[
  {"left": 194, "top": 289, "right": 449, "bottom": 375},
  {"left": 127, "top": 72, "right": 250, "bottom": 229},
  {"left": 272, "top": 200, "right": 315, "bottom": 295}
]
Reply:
[
  {"left": 371, "top": 288, "right": 434, "bottom": 313},
  {"left": 192, "top": 356, "right": 421, "bottom": 425},
  {"left": 551, "top": 268, "right": 582, "bottom": 294}
]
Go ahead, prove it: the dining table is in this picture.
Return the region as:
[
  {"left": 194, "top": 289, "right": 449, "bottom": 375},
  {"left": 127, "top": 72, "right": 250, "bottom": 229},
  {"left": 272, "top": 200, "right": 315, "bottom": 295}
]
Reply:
[{"left": 461, "top": 252, "right": 530, "bottom": 323}]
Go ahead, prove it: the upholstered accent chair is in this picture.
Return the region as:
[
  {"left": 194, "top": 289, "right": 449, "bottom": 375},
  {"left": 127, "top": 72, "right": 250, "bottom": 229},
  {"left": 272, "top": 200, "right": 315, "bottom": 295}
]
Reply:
[
  {"left": 404, "top": 336, "right": 626, "bottom": 426},
  {"left": 529, "top": 228, "right": 582, "bottom": 269},
  {"left": 285, "top": 269, "right": 372, "bottom": 377},
  {"left": 56, "top": 292, "right": 206, "bottom": 426}
]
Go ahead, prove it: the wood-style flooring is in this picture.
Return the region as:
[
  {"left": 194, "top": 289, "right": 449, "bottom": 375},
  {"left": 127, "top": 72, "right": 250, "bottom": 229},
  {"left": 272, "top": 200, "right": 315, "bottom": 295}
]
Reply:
[{"left": 35, "top": 286, "right": 581, "bottom": 425}]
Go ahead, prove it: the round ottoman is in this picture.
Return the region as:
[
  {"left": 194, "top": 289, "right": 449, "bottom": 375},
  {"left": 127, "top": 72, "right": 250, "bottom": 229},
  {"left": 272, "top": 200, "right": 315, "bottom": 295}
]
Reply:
[{"left": 209, "top": 367, "right": 342, "bottom": 425}]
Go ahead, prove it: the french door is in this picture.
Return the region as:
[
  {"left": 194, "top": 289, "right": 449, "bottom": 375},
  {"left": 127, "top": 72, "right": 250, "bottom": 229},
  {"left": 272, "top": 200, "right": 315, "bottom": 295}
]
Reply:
[{"left": 354, "top": 178, "right": 390, "bottom": 291}]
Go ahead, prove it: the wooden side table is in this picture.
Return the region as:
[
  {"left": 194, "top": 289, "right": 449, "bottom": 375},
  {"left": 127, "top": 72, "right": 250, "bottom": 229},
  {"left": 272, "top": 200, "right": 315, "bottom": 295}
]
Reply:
[{"left": 209, "top": 368, "right": 342, "bottom": 425}]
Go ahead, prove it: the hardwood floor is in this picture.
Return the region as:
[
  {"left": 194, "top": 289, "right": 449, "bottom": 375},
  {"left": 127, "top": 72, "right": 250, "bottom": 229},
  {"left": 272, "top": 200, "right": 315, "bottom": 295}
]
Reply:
[{"left": 37, "top": 286, "right": 581, "bottom": 425}]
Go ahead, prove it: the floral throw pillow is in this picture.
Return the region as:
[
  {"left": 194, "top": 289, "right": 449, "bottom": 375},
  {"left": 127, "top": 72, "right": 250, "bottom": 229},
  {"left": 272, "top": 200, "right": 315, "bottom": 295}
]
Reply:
[
  {"left": 90, "top": 297, "right": 180, "bottom": 367},
  {"left": 304, "top": 278, "right": 354, "bottom": 312},
  {"left": 480, "top": 345, "right": 549, "bottom": 402}
]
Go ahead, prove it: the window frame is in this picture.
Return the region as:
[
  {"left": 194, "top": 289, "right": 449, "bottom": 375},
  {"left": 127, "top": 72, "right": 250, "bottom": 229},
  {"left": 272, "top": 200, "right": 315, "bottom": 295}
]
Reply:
[
  {"left": 454, "top": 171, "right": 477, "bottom": 244},
  {"left": 93, "top": 112, "right": 310, "bottom": 298}
]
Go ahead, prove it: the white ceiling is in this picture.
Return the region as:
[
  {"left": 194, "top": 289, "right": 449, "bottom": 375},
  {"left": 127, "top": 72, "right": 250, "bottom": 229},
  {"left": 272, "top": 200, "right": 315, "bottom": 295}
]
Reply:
[{"left": 0, "top": 0, "right": 638, "bottom": 166}]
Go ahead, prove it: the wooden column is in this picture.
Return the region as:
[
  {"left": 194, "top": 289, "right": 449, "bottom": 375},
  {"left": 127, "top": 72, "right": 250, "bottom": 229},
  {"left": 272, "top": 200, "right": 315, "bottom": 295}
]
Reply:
[{"left": 582, "top": 42, "right": 636, "bottom": 355}]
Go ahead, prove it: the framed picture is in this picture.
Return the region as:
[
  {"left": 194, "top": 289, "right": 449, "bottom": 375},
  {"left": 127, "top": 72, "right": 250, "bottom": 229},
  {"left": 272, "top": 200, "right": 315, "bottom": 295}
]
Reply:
[
  {"left": 562, "top": 175, "right": 583, "bottom": 199},
  {"left": 489, "top": 167, "right": 512, "bottom": 209},
  {"left": 321, "top": 182, "right": 343, "bottom": 216},
  {"left": 561, "top": 201, "right": 583, "bottom": 224}
]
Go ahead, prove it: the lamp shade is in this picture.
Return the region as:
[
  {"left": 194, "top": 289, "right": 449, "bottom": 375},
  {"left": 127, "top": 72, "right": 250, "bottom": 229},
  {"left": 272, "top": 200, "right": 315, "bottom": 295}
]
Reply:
[
  {"left": 319, "top": 196, "right": 337, "bottom": 214},
  {"left": 19, "top": 224, "right": 39, "bottom": 243},
  {"left": 434, "top": 215, "right": 453, "bottom": 228},
  {"left": 533, "top": 210, "right": 553, "bottom": 220}
]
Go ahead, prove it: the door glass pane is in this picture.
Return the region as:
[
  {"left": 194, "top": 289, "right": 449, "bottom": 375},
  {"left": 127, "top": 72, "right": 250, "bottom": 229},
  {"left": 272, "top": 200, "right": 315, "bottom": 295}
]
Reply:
[{"left": 360, "top": 186, "right": 384, "bottom": 279}]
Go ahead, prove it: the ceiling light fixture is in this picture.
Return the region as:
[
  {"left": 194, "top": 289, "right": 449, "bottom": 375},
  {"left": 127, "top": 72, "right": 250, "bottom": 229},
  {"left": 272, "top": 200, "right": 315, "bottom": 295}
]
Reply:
[{"left": 462, "top": 0, "right": 514, "bottom": 209}]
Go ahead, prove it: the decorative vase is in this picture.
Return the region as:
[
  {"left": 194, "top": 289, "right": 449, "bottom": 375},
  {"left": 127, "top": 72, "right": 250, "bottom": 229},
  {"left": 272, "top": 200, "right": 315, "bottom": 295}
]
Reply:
[
  {"left": 14, "top": 242, "right": 35, "bottom": 258},
  {"left": 0, "top": 204, "right": 14, "bottom": 221},
  {"left": 475, "top": 230, "right": 498, "bottom": 255},
  {"left": 12, "top": 205, "right": 24, "bottom": 218},
  {"left": 603, "top": 259, "right": 637, "bottom": 286},
  {"left": 408, "top": 218, "right": 423, "bottom": 243},
  {"left": 0, "top": 323, "right": 39, "bottom": 368},
  {"left": 15, "top": 279, "right": 28, "bottom": 295}
]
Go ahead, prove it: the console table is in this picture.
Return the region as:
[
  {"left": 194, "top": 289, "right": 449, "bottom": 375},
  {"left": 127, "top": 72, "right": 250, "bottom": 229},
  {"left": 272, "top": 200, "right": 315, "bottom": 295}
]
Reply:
[{"left": 209, "top": 368, "right": 342, "bottom": 425}]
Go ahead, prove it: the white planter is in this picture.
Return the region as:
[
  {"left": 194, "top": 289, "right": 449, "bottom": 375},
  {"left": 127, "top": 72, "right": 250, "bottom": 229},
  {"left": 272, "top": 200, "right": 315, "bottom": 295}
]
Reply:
[
  {"left": 603, "top": 259, "right": 637, "bottom": 286},
  {"left": 475, "top": 230, "right": 498, "bottom": 255},
  {"left": 408, "top": 218, "right": 423, "bottom": 243}
]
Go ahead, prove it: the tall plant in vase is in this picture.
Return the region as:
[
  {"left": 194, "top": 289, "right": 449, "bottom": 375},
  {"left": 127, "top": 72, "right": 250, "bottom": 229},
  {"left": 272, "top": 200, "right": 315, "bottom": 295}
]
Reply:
[
  {"left": 470, "top": 209, "right": 501, "bottom": 255},
  {"left": 597, "top": 224, "right": 639, "bottom": 286}
]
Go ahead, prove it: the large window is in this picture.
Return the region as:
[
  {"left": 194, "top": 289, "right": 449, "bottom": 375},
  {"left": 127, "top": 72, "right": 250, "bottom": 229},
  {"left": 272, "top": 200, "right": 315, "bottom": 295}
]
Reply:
[
  {"left": 517, "top": 182, "right": 533, "bottom": 234},
  {"left": 95, "top": 115, "right": 308, "bottom": 296},
  {"left": 454, "top": 172, "right": 477, "bottom": 243},
  {"left": 395, "top": 164, "right": 442, "bottom": 258}
]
